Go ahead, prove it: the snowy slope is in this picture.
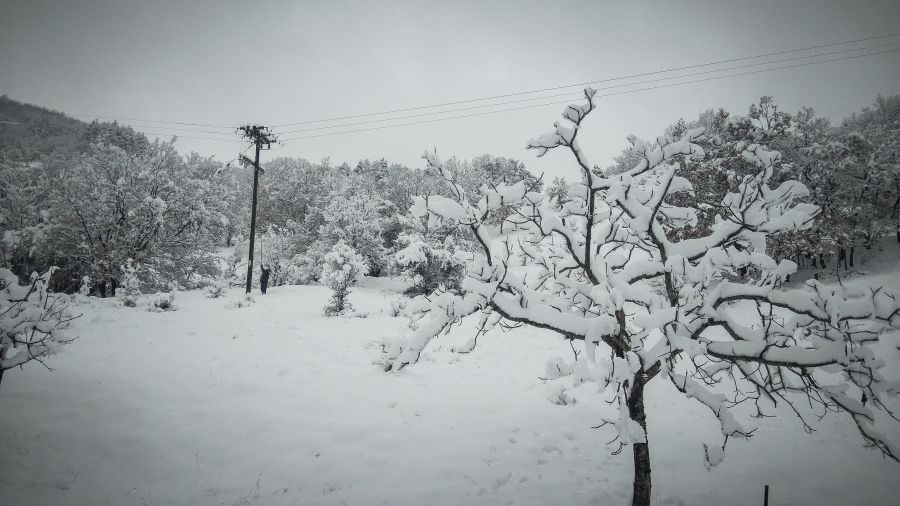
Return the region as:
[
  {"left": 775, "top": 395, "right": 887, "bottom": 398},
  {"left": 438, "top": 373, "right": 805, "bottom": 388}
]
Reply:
[{"left": 1, "top": 274, "right": 899, "bottom": 505}]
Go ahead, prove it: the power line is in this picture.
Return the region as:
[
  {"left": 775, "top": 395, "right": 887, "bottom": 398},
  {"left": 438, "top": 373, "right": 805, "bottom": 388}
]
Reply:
[
  {"left": 279, "top": 47, "right": 900, "bottom": 142},
  {"left": 132, "top": 131, "right": 238, "bottom": 141},
  {"left": 67, "top": 113, "right": 235, "bottom": 130},
  {"left": 119, "top": 125, "right": 237, "bottom": 136},
  {"left": 270, "top": 32, "right": 900, "bottom": 128},
  {"left": 274, "top": 41, "right": 900, "bottom": 135},
  {"left": 27, "top": 32, "right": 900, "bottom": 143}
]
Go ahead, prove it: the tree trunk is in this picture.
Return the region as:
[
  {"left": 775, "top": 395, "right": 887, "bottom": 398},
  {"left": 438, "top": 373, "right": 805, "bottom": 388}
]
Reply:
[
  {"left": 0, "top": 345, "right": 6, "bottom": 391},
  {"left": 628, "top": 373, "right": 652, "bottom": 506},
  {"left": 849, "top": 247, "right": 855, "bottom": 268}
]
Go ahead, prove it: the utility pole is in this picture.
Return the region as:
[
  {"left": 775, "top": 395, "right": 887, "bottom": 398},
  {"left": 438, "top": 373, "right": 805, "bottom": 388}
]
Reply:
[{"left": 238, "top": 125, "right": 276, "bottom": 294}]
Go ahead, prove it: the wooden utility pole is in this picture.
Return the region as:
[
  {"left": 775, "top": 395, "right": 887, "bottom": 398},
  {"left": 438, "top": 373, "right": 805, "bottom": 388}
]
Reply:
[{"left": 238, "top": 125, "right": 276, "bottom": 294}]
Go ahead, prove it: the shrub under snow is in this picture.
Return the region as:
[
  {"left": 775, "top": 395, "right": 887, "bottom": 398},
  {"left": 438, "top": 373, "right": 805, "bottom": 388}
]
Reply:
[
  {"left": 0, "top": 267, "right": 75, "bottom": 389},
  {"left": 394, "top": 232, "right": 464, "bottom": 296},
  {"left": 117, "top": 260, "right": 142, "bottom": 307},
  {"left": 321, "top": 241, "right": 368, "bottom": 316}
]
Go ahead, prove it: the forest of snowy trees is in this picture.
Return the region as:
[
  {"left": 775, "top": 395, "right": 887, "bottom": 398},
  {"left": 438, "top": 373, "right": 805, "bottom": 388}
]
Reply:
[{"left": 1, "top": 93, "right": 899, "bottom": 300}]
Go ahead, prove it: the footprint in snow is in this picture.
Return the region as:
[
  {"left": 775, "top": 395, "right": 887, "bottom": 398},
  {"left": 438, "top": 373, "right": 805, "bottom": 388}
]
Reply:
[{"left": 492, "top": 473, "right": 512, "bottom": 490}]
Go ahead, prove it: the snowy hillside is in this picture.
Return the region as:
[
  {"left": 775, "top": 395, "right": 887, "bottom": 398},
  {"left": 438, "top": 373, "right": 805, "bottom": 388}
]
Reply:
[{"left": 2, "top": 266, "right": 899, "bottom": 505}]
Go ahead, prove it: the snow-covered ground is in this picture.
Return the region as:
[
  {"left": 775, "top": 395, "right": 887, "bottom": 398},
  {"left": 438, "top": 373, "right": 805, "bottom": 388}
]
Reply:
[{"left": 2, "top": 265, "right": 900, "bottom": 505}]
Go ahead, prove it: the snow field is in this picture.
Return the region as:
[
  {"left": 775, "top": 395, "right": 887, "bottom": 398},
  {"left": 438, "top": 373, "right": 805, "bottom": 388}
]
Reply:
[{"left": 1, "top": 275, "right": 899, "bottom": 505}]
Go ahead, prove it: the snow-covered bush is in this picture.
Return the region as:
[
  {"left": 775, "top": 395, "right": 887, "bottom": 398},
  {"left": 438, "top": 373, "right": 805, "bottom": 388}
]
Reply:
[
  {"left": 393, "top": 231, "right": 464, "bottom": 296},
  {"left": 206, "top": 282, "right": 226, "bottom": 299},
  {"left": 383, "top": 89, "right": 900, "bottom": 506},
  {"left": 0, "top": 268, "right": 75, "bottom": 390},
  {"left": 77, "top": 276, "right": 91, "bottom": 298},
  {"left": 320, "top": 194, "right": 396, "bottom": 276},
  {"left": 148, "top": 292, "right": 176, "bottom": 312},
  {"left": 286, "top": 240, "right": 331, "bottom": 285},
  {"left": 117, "top": 259, "right": 142, "bottom": 307},
  {"left": 321, "top": 241, "right": 368, "bottom": 316}
]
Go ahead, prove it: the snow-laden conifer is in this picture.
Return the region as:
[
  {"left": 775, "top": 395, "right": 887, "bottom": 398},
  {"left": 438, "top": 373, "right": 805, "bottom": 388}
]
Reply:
[{"left": 321, "top": 241, "right": 368, "bottom": 316}]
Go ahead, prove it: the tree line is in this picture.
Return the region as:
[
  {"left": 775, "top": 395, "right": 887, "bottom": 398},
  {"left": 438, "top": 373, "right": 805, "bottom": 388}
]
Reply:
[{"left": 0, "top": 94, "right": 897, "bottom": 296}]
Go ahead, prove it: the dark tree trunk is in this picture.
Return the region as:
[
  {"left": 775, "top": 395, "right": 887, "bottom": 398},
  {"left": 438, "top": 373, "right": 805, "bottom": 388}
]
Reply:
[
  {"left": 849, "top": 247, "right": 855, "bottom": 268},
  {"left": 0, "top": 345, "right": 6, "bottom": 391},
  {"left": 627, "top": 372, "right": 652, "bottom": 506}
]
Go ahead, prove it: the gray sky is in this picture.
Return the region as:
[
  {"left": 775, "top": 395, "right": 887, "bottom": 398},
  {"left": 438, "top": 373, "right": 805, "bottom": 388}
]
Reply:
[{"left": 2, "top": 0, "right": 899, "bottom": 179}]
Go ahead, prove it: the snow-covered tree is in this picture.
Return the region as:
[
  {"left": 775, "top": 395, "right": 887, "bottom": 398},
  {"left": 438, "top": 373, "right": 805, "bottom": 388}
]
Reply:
[
  {"left": 50, "top": 140, "right": 223, "bottom": 295},
  {"left": 383, "top": 89, "right": 900, "bottom": 505},
  {"left": 321, "top": 241, "right": 368, "bottom": 316},
  {"left": 545, "top": 176, "right": 571, "bottom": 210},
  {"left": 393, "top": 217, "right": 465, "bottom": 296},
  {"left": 320, "top": 193, "right": 394, "bottom": 276},
  {"left": 0, "top": 267, "right": 75, "bottom": 391}
]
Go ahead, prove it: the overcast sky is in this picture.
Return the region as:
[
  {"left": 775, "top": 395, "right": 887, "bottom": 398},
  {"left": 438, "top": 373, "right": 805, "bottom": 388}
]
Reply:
[{"left": 2, "top": 0, "right": 899, "bottom": 179}]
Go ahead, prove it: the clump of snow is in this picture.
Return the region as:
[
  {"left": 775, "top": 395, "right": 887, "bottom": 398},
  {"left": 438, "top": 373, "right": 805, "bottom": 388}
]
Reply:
[
  {"left": 225, "top": 294, "right": 255, "bottom": 309},
  {"left": 147, "top": 292, "right": 176, "bottom": 312},
  {"left": 546, "top": 383, "right": 576, "bottom": 405}
]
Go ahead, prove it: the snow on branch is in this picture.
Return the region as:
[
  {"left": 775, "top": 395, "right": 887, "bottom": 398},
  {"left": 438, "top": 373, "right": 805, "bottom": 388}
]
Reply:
[{"left": 1, "top": 268, "right": 77, "bottom": 381}]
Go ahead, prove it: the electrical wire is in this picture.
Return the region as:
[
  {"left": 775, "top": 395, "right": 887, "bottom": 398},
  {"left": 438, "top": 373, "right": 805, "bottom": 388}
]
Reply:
[
  {"left": 278, "top": 47, "right": 900, "bottom": 142},
  {"left": 66, "top": 114, "right": 235, "bottom": 130},
  {"left": 271, "top": 32, "right": 900, "bottom": 128},
  {"left": 20, "top": 32, "right": 900, "bottom": 142},
  {"left": 274, "top": 41, "right": 900, "bottom": 135},
  {"left": 131, "top": 131, "right": 238, "bottom": 141}
]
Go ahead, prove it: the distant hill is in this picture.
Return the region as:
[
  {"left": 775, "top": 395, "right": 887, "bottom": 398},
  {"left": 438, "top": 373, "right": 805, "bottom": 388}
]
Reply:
[
  {"left": 0, "top": 95, "right": 88, "bottom": 162},
  {"left": 0, "top": 95, "right": 152, "bottom": 161}
]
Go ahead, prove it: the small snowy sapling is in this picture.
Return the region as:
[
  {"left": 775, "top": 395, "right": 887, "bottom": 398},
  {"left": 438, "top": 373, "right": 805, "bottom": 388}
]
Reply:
[
  {"left": 321, "top": 241, "right": 368, "bottom": 316},
  {"left": 118, "top": 259, "right": 142, "bottom": 307}
]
